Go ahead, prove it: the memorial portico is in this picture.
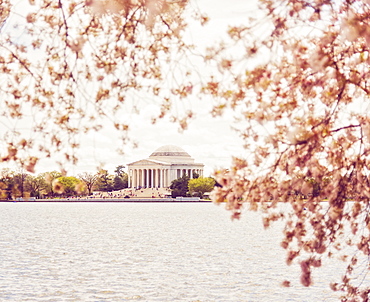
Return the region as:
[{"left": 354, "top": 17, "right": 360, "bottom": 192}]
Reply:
[{"left": 127, "top": 145, "right": 204, "bottom": 188}]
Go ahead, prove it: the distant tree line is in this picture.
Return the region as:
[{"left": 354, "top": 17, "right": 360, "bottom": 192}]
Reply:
[
  {"left": 0, "top": 166, "right": 217, "bottom": 200},
  {"left": 4, "top": 165, "right": 357, "bottom": 201},
  {"left": 0, "top": 165, "right": 128, "bottom": 199}
]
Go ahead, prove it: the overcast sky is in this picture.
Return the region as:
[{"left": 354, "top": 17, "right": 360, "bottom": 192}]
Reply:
[{"left": 9, "top": 0, "right": 258, "bottom": 177}]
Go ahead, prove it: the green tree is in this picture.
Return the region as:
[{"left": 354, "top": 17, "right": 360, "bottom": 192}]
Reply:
[
  {"left": 170, "top": 174, "right": 190, "bottom": 198},
  {"left": 188, "top": 177, "right": 215, "bottom": 199},
  {"left": 114, "top": 165, "right": 125, "bottom": 177},
  {"left": 25, "top": 174, "right": 47, "bottom": 198},
  {"left": 13, "top": 170, "right": 28, "bottom": 198},
  {"left": 113, "top": 165, "right": 128, "bottom": 191},
  {"left": 41, "top": 171, "right": 63, "bottom": 197},
  {"left": 54, "top": 176, "right": 83, "bottom": 197},
  {"left": 95, "top": 170, "right": 114, "bottom": 192},
  {"left": 0, "top": 168, "right": 15, "bottom": 199},
  {"left": 113, "top": 174, "right": 128, "bottom": 191},
  {"left": 192, "top": 171, "right": 200, "bottom": 179}
]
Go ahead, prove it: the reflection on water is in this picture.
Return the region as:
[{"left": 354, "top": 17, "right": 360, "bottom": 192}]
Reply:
[{"left": 0, "top": 202, "right": 343, "bottom": 301}]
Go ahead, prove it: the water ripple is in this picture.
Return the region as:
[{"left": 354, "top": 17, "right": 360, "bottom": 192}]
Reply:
[{"left": 0, "top": 203, "right": 345, "bottom": 301}]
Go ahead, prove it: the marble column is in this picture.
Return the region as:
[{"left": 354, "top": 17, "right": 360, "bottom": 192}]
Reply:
[
  {"left": 163, "top": 169, "right": 166, "bottom": 187},
  {"left": 158, "top": 169, "right": 161, "bottom": 188},
  {"left": 139, "top": 169, "right": 141, "bottom": 187},
  {"left": 150, "top": 169, "right": 154, "bottom": 188},
  {"left": 134, "top": 169, "right": 138, "bottom": 188},
  {"left": 155, "top": 169, "right": 158, "bottom": 188},
  {"left": 165, "top": 169, "right": 168, "bottom": 187},
  {"left": 148, "top": 169, "right": 151, "bottom": 187}
]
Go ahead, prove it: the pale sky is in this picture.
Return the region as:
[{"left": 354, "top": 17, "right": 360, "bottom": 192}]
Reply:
[{"left": 7, "top": 0, "right": 258, "bottom": 177}]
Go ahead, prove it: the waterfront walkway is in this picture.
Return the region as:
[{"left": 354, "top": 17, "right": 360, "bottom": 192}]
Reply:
[{"left": 0, "top": 188, "right": 208, "bottom": 202}]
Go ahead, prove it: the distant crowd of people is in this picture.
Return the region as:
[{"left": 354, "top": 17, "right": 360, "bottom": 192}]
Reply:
[{"left": 89, "top": 187, "right": 172, "bottom": 199}]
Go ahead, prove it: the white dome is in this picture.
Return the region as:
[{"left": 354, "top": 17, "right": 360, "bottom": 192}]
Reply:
[
  {"left": 149, "top": 145, "right": 191, "bottom": 158},
  {"left": 149, "top": 145, "right": 194, "bottom": 163}
]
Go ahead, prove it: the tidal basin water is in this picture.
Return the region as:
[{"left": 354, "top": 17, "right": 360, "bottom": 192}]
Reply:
[{"left": 0, "top": 202, "right": 346, "bottom": 301}]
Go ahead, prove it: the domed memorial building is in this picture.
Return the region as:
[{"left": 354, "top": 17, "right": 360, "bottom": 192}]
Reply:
[{"left": 127, "top": 145, "right": 204, "bottom": 188}]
